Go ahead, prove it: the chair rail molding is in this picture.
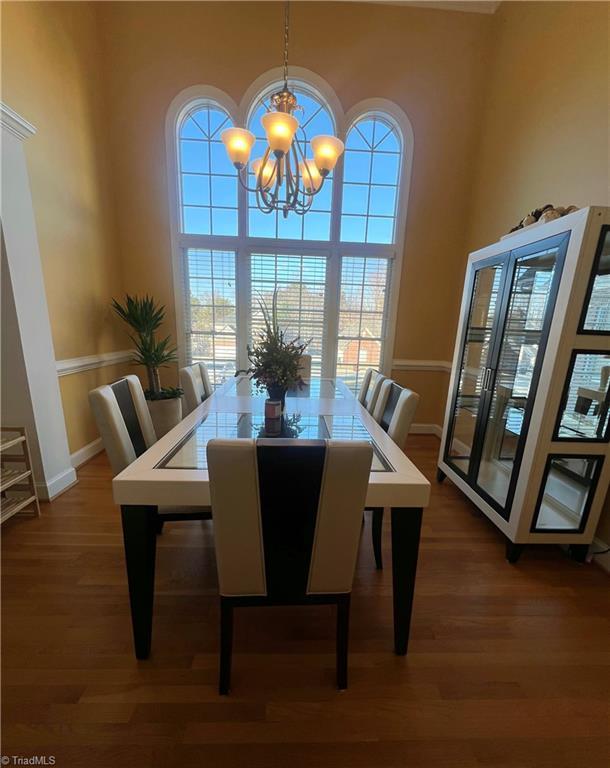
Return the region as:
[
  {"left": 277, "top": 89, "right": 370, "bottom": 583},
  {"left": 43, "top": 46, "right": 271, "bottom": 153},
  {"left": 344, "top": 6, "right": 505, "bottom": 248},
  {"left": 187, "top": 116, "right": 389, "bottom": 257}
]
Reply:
[
  {"left": 392, "top": 359, "right": 452, "bottom": 373},
  {"left": 0, "top": 102, "right": 36, "bottom": 141},
  {"left": 56, "top": 349, "right": 133, "bottom": 377}
]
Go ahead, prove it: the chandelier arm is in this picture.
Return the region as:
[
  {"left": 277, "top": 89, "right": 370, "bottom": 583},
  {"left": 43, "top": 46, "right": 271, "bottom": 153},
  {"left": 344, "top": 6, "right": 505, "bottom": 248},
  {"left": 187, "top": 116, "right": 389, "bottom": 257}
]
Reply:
[{"left": 237, "top": 169, "right": 263, "bottom": 195}]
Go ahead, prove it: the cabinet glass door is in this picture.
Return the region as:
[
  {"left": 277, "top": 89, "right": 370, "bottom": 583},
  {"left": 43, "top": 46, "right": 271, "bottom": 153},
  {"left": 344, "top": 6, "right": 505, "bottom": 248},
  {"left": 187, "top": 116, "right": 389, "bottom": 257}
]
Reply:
[
  {"left": 446, "top": 262, "right": 504, "bottom": 476},
  {"left": 475, "top": 244, "right": 562, "bottom": 512}
]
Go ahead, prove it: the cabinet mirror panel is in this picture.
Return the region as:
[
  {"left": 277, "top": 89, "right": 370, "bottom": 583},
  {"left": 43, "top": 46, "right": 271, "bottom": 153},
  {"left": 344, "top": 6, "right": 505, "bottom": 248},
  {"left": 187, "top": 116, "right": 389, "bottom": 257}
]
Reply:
[
  {"left": 476, "top": 247, "right": 559, "bottom": 508},
  {"left": 555, "top": 351, "right": 610, "bottom": 440},
  {"left": 447, "top": 264, "right": 503, "bottom": 475},
  {"left": 581, "top": 227, "right": 610, "bottom": 333},
  {"left": 532, "top": 455, "right": 603, "bottom": 532}
]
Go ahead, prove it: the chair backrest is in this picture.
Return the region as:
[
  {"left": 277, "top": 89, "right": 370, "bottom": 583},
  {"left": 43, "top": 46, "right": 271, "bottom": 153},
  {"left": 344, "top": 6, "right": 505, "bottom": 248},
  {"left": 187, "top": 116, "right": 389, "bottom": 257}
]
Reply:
[
  {"left": 357, "top": 368, "right": 373, "bottom": 405},
  {"left": 180, "top": 362, "right": 213, "bottom": 415},
  {"left": 365, "top": 371, "right": 386, "bottom": 414},
  {"left": 298, "top": 354, "right": 312, "bottom": 382},
  {"left": 89, "top": 375, "right": 157, "bottom": 476},
  {"left": 373, "top": 380, "right": 419, "bottom": 448},
  {"left": 207, "top": 438, "right": 372, "bottom": 599}
]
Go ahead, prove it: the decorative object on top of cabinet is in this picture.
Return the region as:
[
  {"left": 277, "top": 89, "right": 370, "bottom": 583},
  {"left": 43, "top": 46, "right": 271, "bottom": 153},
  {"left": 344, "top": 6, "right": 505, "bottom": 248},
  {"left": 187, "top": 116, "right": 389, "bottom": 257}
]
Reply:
[
  {"left": 1, "top": 427, "right": 40, "bottom": 525},
  {"left": 438, "top": 207, "right": 610, "bottom": 564},
  {"left": 506, "top": 204, "right": 579, "bottom": 237}
]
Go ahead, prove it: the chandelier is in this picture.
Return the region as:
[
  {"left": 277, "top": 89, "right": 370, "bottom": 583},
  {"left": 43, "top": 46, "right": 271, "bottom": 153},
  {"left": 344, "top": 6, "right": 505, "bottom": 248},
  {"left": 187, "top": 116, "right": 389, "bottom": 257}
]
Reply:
[{"left": 221, "top": 2, "right": 344, "bottom": 218}]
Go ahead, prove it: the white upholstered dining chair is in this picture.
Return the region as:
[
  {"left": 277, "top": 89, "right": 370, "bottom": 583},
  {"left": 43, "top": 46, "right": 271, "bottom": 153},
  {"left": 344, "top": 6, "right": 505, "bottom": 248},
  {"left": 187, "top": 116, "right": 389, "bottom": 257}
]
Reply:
[
  {"left": 369, "top": 380, "right": 420, "bottom": 569},
  {"left": 89, "top": 375, "right": 211, "bottom": 531},
  {"left": 365, "top": 371, "right": 387, "bottom": 414},
  {"left": 180, "top": 362, "right": 213, "bottom": 415},
  {"left": 207, "top": 437, "right": 373, "bottom": 694}
]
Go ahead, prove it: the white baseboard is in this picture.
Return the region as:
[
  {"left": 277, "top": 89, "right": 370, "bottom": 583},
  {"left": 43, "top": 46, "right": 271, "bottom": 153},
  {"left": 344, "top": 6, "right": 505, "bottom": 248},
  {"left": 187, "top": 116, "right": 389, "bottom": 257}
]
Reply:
[
  {"left": 70, "top": 437, "right": 103, "bottom": 468},
  {"left": 35, "top": 466, "right": 78, "bottom": 501},
  {"left": 410, "top": 423, "right": 442, "bottom": 439},
  {"left": 590, "top": 537, "right": 610, "bottom": 574}
]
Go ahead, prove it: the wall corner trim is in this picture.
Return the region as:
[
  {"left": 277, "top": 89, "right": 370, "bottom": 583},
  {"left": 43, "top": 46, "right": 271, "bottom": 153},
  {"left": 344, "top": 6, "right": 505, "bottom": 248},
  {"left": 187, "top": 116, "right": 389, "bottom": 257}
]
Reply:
[
  {"left": 0, "top": 102, "right": 36, "bottom": 140},
  {"left": 392, "top": 359, "right": 452, "bottom": 373},
  {"left": 56, "top": 349, "right": 133, "bottom": 377}
]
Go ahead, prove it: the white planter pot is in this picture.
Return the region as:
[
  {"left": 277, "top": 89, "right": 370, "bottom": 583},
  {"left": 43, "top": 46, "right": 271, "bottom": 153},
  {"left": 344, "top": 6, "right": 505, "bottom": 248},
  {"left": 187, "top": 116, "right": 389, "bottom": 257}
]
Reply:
[{"left": 147, "top": 397, "right": 182, "bottom": 438}]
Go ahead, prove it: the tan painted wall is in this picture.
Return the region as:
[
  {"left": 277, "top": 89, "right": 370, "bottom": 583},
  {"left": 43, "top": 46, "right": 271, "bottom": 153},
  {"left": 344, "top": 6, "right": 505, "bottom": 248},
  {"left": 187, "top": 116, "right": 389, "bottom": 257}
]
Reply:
[
  {"left": 1, "top": 2, "right": 130, "bottom": 454},
  {"left": 467, "top": 1, "right": 610, "bottom": 540},
  {"left": 99, "top": 0, "right": 494, "bottom": 417},
  {"left": 468, "top": 1, "right": 610, "bottom": 250}
]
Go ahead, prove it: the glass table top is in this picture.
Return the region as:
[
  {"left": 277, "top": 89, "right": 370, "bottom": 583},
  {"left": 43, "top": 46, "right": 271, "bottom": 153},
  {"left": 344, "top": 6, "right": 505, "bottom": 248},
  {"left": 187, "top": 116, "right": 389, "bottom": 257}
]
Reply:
[
  {"left": 159, "top": 411, "right": 394, "bottom": 472},
  {"left": 222, "top": 376, "right": 346, "bottom": 399}
]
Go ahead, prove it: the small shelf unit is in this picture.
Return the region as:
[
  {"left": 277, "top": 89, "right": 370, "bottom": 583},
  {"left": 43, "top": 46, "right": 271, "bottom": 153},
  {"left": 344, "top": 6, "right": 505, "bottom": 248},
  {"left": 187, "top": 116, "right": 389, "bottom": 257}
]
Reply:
[{"left": 1, "top": 427, "right": 40, "bottom": 525}]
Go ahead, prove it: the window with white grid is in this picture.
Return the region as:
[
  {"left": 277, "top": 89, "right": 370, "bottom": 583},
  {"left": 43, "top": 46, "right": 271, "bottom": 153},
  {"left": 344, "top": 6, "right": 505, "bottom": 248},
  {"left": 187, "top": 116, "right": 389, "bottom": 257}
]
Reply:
[
  {"left": 336, "top": 256, "right": 391, "bottom": 391},
  {"left": 341, "top": 115, "right": 402, "bottom": 245},
  {"left": 184, "top": 249, "right": 237, "bottom": 386},
  {"left": 171, "top": 85, "right": 409, "bottom": 389},
  {"left": 179, "top": 105, "right": 238, "bottom": 236},
  {"left": 250, "top": 253, "right": 327, "bottom": 377}
]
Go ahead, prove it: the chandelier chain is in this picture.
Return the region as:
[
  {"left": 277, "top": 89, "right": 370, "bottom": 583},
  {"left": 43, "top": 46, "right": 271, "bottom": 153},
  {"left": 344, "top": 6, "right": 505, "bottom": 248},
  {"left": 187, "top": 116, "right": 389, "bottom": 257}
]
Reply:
[{"left": 283, "top": 1, "right": 290, "bottom": 87}]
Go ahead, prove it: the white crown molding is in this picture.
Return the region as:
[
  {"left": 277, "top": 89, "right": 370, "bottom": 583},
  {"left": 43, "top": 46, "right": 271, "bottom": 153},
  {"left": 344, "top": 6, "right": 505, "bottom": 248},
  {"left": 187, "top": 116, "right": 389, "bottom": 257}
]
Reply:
[
  {"left": 1, "top": 102, "right": 36, "bottom": 140},
  {"left": 392, "top": 358, "right": 452, "bottom": 373},
  {"left": 56, "top": 349, "right": 133, "bottom": 377}
]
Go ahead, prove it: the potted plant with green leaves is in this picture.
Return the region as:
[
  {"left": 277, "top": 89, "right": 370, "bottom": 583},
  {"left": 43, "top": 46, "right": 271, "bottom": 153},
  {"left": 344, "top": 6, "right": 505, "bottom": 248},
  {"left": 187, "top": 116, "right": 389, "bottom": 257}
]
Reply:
[
  {"left": 241, "top": 291, "right": 309, "bottom": 410},
  {"left": 112, "top": 294, "right": 183, "bottom": 437}
]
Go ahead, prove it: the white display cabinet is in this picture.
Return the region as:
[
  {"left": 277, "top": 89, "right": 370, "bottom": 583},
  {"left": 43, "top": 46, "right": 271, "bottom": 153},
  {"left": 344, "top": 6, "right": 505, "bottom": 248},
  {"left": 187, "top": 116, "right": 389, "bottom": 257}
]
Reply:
[{"left": 437, "top": 207, "right": 610, "bottom": 562}]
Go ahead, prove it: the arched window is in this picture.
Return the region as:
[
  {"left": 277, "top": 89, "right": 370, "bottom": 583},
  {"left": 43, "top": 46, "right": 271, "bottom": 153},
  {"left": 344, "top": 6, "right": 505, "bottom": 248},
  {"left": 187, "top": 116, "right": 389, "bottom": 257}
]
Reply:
[
  {"left": 341, "top": 115, "right": 402, "bottom": 244},
  {"left": 179, "top": 103, "right": 237, "bottom": 236},
  {"left": 167, "top": 80, "right": 411, "bottom": 390}
]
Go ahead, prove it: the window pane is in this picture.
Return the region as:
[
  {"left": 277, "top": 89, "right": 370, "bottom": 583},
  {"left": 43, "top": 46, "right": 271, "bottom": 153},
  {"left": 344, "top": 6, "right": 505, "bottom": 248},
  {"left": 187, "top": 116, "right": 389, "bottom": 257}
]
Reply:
[
  {"left": 336, "top": 256, "right": 390, "bottom": 391},
  {"left": 340, "top": 115, "right": 402, "bottom": 244},
  {"left": 178, "top": 105, "right": 237, "bottom": 235},
  {"left": 342, "top": 184, "right": 368, "bottom": 215},
  {"left": 183, "top": 207, "right": 210, "bottom": 235},
  {"left": 582, "top": 228, "right": 610, "bottom": 332},
  {"left": 251, "top": 253, "right": 327, "bottom": 377},
  {"left": 533, "top": 456, "right": 602, "bottom": 531},
  {"left": 340, "top": 215, "right": 367, "bottom": 242},
  {"left": 182, "top": 174, "right": 210, "bottom": 206},
  {"left": 556, "top": 352, "right": 610, "bottom": 440},
  {"left": 185, "top": 249, "right": 237, "bottom": 387}
]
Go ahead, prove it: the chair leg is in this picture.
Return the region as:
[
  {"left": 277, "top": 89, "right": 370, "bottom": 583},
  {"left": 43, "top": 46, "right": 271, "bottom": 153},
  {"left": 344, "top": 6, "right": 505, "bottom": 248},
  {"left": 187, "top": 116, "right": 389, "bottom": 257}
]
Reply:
[
  {"left": 372, "top": 508, "right": 384, "bottom": 570},
  {"left": 219, "top": 599, "right": 233, "bottom": 695},
  {"left": 336, "top": 595, "right": 350, "bottom": 690}
]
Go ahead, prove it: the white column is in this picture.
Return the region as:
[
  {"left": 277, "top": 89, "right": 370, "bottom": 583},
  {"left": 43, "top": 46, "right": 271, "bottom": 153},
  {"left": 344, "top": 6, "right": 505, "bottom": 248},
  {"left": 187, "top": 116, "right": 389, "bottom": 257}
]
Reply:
[{"left": 1, "top": 103, "right": 77, "bottom": 499}]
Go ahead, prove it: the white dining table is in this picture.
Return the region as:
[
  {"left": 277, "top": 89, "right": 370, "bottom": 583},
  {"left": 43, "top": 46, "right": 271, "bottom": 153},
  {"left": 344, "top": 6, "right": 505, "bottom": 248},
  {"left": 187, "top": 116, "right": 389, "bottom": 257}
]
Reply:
[{"left": 113, "top": 376, "right": 431, "bottom": 659}]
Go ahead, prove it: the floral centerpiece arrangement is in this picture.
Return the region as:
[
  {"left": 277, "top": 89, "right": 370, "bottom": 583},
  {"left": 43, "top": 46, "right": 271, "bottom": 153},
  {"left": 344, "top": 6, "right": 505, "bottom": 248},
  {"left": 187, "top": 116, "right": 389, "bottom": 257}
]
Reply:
[{"left": 240, "top": 291, "right": 309, "bottom": 407}]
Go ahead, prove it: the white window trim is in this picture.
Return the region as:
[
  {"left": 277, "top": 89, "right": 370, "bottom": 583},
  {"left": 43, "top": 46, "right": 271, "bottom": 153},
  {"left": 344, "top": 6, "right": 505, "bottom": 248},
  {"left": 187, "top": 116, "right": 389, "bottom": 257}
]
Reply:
[{"left": 165, "top": 74, "right": 414, "bottom": 379}]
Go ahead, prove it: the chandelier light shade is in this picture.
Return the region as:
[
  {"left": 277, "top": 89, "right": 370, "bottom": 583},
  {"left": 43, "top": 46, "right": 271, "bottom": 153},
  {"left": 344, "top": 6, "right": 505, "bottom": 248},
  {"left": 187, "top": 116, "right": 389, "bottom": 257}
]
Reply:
[
  {"left": 220, "top": 1, "right": 344, "bottom": 217},
  {"left": 310, "top": 135, "right": 344, "bottom": 176},
  {"left": 261, "top": 112, "right": 299, "bottom": 157},
  {"left": 220, "top": 128, "right": 255, "bottom": 169}
]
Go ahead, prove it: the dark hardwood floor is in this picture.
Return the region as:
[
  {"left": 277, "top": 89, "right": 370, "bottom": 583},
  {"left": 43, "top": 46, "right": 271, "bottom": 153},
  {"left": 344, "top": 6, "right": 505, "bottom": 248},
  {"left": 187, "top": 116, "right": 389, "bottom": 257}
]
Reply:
[{"left": 2, "top": 436, "right": 609, "bottom": 767}]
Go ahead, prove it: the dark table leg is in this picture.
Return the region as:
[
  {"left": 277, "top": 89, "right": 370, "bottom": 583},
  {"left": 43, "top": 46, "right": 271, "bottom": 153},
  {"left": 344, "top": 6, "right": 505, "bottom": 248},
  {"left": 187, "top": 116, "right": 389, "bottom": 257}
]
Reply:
[
  {"left": 391, "top": 507, "right": 423, "bottom": 655},
  {"left": 121, "top": 505, "right": 158, "bottom": 659}
]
